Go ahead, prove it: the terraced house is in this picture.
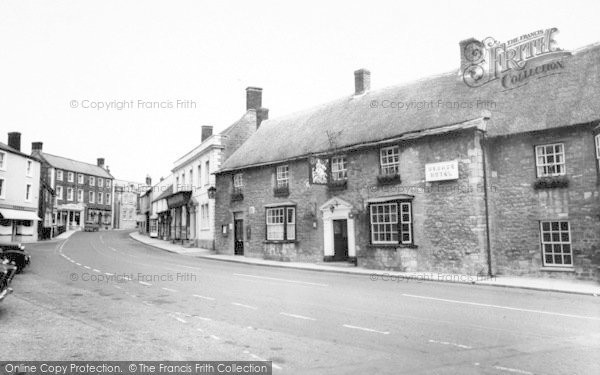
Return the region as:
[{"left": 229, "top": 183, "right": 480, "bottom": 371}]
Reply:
[
  {"left": 214, "top": 42, "right": 600, "bottom": 280},
  {"left": 31, "top": 142, "right": 114, "bottom": 233}
]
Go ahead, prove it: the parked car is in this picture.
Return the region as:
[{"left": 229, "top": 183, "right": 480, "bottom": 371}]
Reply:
[
  {"left": 0, "top": 259, "right": 17, "bottom": 302},
  {"left": 0, "top": 242, "right": 31, "bottom": 273}
]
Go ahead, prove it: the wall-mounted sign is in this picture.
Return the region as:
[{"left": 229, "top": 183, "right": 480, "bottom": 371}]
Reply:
[
  {"left": 309, "top": 157, "right": 329, "bottom": 185},
  {"left": 425, "top": 160, "right": 459, "bottom": 182}
]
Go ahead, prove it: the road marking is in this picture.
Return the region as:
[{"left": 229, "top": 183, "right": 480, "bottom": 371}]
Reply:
[
  {"left": 428, "top": 339, "right": 472, "bottom": 349},
  {"left": 493, "top": 365, "right": 534, "bottom": 375},
  {"left": 193, "top": 294, "right": 215, "bottom": 301},
  {"left": 161, "top": 287, "right": 177, "bottom": 292},
  {"left": 231, "top": 302, "right": 258, "bottom": 310},
  {"left": 210, "top": 335, "right": 220, "bottom": 340},
  {"left": 92, "top": 269, "right": 101, "bottom": 273},
  {"left": 193, "top": 315, "right": 212, "bottom": 321},
  {"left": 109, "top": 247, "right": 117, "bottom": 252},
  {"left": 172, "top": 316, "right": 187, "bottom": 323},
  {"left": 233, "top": 273, "right": 329, "bottom": 287},
  {"left": 402, "top": 293, "right": 600, "bottom": 321},
  {"left": 76, "top": 263, "right": 81, "bottom": 266},
  {"left": 139, "top": 281, "right": 152, "bottom": 286},
  {"left": 83, "top": 266, "right": 91, "bottom": 270},
  {"left": 342, "top": 324, "right": 390, "bottom": 335},
  {"left": 280, "top": 312, "right": 316, "bottom": 321},
  {"left": 249, "top": 354, "right": 282, "bottom": 370}
]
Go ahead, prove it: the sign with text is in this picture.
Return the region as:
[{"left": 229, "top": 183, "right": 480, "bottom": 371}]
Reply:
[{"left": 425, "top": 160, "right": 459, "bottom": 182}]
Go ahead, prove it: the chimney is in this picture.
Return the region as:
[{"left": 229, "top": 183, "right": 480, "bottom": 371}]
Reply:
[
  {"left": 32, "top": 142, "right": 43, "bottom": 152},
  {"left": 257, "top": 107, "right": 269, "bottom": 129},
  {"left": 201, "top": 126, "right": 213, "bottom": 142},
  {"left": 246, "top": 87, "right": 262, "bottom": 110},
  {"left": 354, "top": 69, "right": 371, "bottom": 95},
  {"left": 7, "top": 132, "right": 21, "bottom": 151},
  {"left": 145, "top": 175, "right": 152, "bottom": 186},
  {"left": 97, "top": 158, "right": 105, "bottom": 168}
]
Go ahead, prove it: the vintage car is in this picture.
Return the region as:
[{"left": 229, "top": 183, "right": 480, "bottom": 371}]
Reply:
[
  {"left": 0, "top": 242, "right": 31, "bottom": 273},
  {"left": 0, "top": 258, "right": 17, "bottom": 302}
]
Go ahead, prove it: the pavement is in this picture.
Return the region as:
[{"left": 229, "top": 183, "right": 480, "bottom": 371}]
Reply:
[
  {"left": 3, "top": 230, "right": 599, "bottom": 374},
  {"left": 129, "top": 231, "right": 600, "bottom": 296}
]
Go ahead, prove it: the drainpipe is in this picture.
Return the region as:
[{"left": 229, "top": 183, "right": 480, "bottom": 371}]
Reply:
[{"left": 478, "top": 124, "right": 493, "bottom": 277}]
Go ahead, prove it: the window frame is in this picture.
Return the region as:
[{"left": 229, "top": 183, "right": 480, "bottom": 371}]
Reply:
[
  {"left": 0, "top": 177, "right": 5, "bottom": 199},
  {"left": 56, "top": 170, "right": 63, "bottom": 181},
  {"left": 0, "top": 151, "right": 6, "bottom": 171},
  {"left": 595, "top": 134, "right": 600, "bottom": 172},
  {"left": 25, "top": 184, "right": 32, "bottom": 202},
  {"left": 89, "top": 176, "right": 95, "bottom": 186},
  {"left": 233, "top": 173, "right": 244, "bottom": 189},
  {"left": 201, "top": 203, "right": 209, "bottom": 230},
  {"left": 67, "top": 187, "right": 73, "bottom": 201},
  {"left": 78, "top": 174, "right": 84, "bottom": 184},
  {"left": 89, "top": 191, "right": 95, "bottom": 203},
  {"left": 77, "top": 189, "right": 84, "bottom": 202},
  {"left": 540, "top": 220, "right": 573, "bottom": 267},
  {"left": 98, "top": 178, "right": 104, "bottom": 188},
  {"left": 67, "top": 172, "right": 74, "bottom": 182},
  {"left": 265, "top": 206, "right": 296, "bottom": 242},
  {"left": 379, "top": 146, "right": 400, "bottom": 176},
  {"left": 276, "top": 165, "right": 289, "bottom": 187},
  {"left": 56, "top": 185, "right": 63, "bottom": 200},
  {"left": 535, "top": 143, "right": 566, "bottom": 178},
  {"left": 26, "top": 160, "right": 33, "bottom": 177},
  {"left": 368, "top": 200, "right": 413, "bottom": 246},
  {"left": 330, "top": 156, "right": 348, "bottom": 181},
  {"left": 204, "top": 161, "right": 210, "bottom": 186},
  {"left": 106, "top": 193, "right": 111, "bottom": 204},
  {"left": 98, "top": 192, "right": 103, "bottom": 204}
]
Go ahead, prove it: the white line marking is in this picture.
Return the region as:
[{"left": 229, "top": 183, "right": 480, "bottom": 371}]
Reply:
[
  {"left": 161, "top": 287, "right": 177, "bottom": 292},
  {"left": 76, "top": 263, "right": 81, "bottom": 266},
  {"left": 231, "top": 302, "right": 258, "bottom": 310},
  {"left": 342, "top": 324, "right": 390, "bottom": 335},
  {"left": 402, "top": 293, "right": 600, "bottom": 321},
  {"left": 210, "top": 335, "right": 220, "bottom": 340},
  {"left": 193, "top": 316, "right": 212, "bottom": 321},
  {"left": 233, "top": 273, "right": 328, "bottom": 287},
  {"left": 83, "top": 266, "right": 91, "bottom": 270},
  {"left": 174, "top": 317, "right": 187, "bottom": 323},
  {"left": 428, "top": 339, "right": 472, "bottom": 349},
  {"left": 192, "top": 294, "right": 215, "bottom": 301},
  {"left": 109, "top": 247, "right": 117, "bottom": 252},
  {"left": 92, "top": 269, "right": 101, "bottom": 273},
  {"left": 249, "top": 355, "right": 282, "bottom": 370},
  {"left": 139, "top": 281, "right": 152, "bottom": 286},
  {"left": 493, "top": 365, "right": 534, "bottom": 375},
  {"left": 280, "top": 312, "right": 316, "bottom": 321}
]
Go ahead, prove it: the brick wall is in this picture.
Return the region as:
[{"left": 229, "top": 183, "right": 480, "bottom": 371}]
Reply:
[{"left": 487, "top": 123, "right": 600, "bottom": 280}]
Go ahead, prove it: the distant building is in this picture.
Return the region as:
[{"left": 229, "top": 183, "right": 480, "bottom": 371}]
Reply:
[
  {"left": 31, "top": 143, "right": 114, "bottom": 232},
  {"left": 113, "top": 179, "right": 145, "bottom": 230},
  {"left": 168, "top": 87, "right": 268, "bottom": 248},
  {"left": 149, "top": 175, "right": 173, "bottom": 239},
  {"left": 0, "top": 132, "right": 41, "bottom": 243}
]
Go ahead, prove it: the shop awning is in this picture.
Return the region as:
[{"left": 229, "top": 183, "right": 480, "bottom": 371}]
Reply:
[{"left": 0, "top": 208, "right": 41, "bottom": 221}]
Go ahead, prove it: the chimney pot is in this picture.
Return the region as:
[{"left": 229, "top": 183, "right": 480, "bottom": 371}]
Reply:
[
  {"left": 246, "top": 87, "right": 262, "bottom": 111},
  {"left": 32, "top": 142, "right": 43, "bottom": 152},
  {"left": 201, "top": 126, "right": 213, "bottom": 142},
  {"left": 97, "top": 158, "right": 105, "bottom": 168},
  {"left": 7, "top": 132, "right": 21, "bottom": 151},
  {"left": 257, "top": 107, "right": 269, "bottom": 129},
  {"left": 354, "top": 69, "right": 371, "bottom": 95}
]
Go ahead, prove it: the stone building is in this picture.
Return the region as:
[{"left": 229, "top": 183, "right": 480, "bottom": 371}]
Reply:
[
  {"left": 113, "top": 178, "right": 145, "bottom": 230},
  {"left": 214, "top": 42, "right": 600, "bottom": 280}
]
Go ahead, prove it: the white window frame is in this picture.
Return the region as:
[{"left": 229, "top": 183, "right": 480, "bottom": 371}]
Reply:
[
  {"left": 595, "top": 134, "right": 600, "bottom": 171},
  {"left": 77, "top": 189, "right": 83, "bottom": 202},
  {"left": 204, "top": 161, "right": 210, "bottom": 186},
  {"left": 233, "top": 173, "right": 244, "bottom": 189},
  {"left": 56, "top": 185, "right": 63, "bottom": 200},
  {"left": 266, "top": 206, "right": 295, "bottom": 241},
  {"left": 370, "top": 201, "right": 413, "bottom": 245},
  {"left": 0, "top": 151, "right": 6, "bottom": 171},
  {"left": 535, "top": 143, "right": 566, "bottom": 177},
  {"left": 106, "top": 179, "right": 111, "bottom": 189},
  {"left": 380, "top": 146, "right": 399, "bottom": 176},
  {"left": 78, "top": 174, "right": 84, "bottom": 184},
  {"left": 26, "top": 160, "right": 33, "bottom": 177},
  {"left": 197, "top": 165, "right": 202, "bottom": 186},
  {"left": 201, "top": 203, "right": 209, "bottom": 229},
  {"left": 276, "top": 165, "right": 289, "bottom": 187},
  {"left": 98, "top": 192, "right": 104, "bottom": 204},
  {"left": 98, "top": 178, "right": 104, "bottom": 188},
  {"left": 106, "top": 193, "right": 111, "bottom": 204},
  {"left": 0, "top": 177, "right": 5, "bottom": 199},
  {"left": 67, "top": 172, "right": 74, "bottom": 182},
  {"left": 89, "top": 191, "right": 95, "bottom": 203},
  {"left": 331, "top": 156, "right": 347, "bottom": 181},
  {"left": 67, "top": 187, "right": 73, "bottom": 201},
  {"left": 57, "top": 170, "right": 63, "bottom": 181},
  {"left": 89, "top": 176, "right": 95, "bottom": 186},
  {"left": 25, "top": 184, "right": 32, "bottom": 201},
  {"left": 540, "top": 220, "right": 573, "bottom": 267}
]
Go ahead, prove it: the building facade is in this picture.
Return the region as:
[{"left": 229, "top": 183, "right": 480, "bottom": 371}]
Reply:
[
  {"left": 113, "top": 179, "right": 145, "bottom": 230},
  {"left": 166, "top": 87, "right": 267, "bottom": 248},
  {"left": 0, "top": 133, "right": 41, "bottom": 243},
  {"left": 214, "top": 43, "right": 600, "bottom": 280},
  {"left": 150, "top": 175, "right": 173, "bottom": 239},
  {"left": 31, "top": 143, "right": 114, "bottom": 232}
]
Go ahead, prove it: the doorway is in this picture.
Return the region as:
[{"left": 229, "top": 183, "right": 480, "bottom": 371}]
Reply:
[
  {"left": 234, "top": 218, "right": 244, "bottom": 255},
  {"left": 333, "top": 219, "right": 348, "bottom": 261}
]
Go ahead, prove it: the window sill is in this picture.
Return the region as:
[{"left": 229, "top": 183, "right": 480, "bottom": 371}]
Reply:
[
  {"left": 263, "top": 240, "right": 297, "bottom": 244},
  {"left": 367, "top": 243, "right": 418, "bottom": 249},
  {"left": 540, "top": 267, "right": 574, "bottom": 273}
]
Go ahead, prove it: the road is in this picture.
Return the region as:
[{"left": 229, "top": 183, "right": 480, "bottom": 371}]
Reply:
[{"left": 1, "top": 230, "right": 599, "bottom": 374}]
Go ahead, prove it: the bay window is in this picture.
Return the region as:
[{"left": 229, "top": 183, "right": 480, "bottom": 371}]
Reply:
[
  {"left": 266, "top": 206, "right": 295, "bottom": 241},
  {"left": 369, "top": 201, "right": 413, "bottom": 245}
]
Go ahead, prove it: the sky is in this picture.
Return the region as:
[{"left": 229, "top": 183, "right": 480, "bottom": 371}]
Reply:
[{"left": 1, "top": 0, "right": 599, "bottom": 183}]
